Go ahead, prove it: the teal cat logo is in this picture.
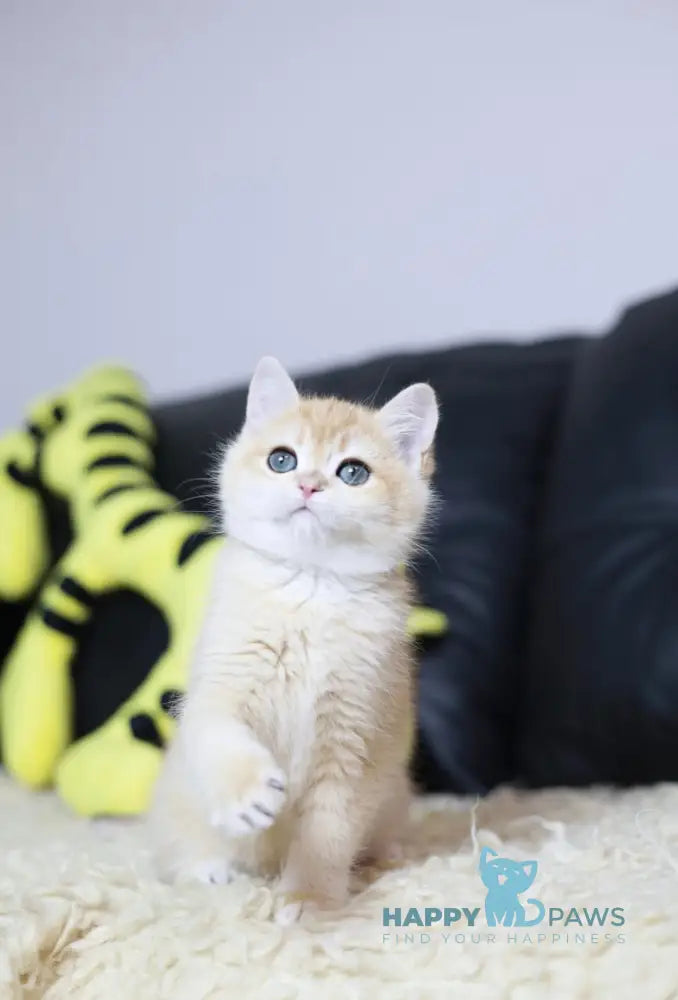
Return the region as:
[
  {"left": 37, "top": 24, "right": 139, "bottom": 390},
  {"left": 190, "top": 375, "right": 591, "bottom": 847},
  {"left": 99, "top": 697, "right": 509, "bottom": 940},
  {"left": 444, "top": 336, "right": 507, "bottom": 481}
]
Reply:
[{"left": 479, "top": 847, "right": 546, "bottom": 927}]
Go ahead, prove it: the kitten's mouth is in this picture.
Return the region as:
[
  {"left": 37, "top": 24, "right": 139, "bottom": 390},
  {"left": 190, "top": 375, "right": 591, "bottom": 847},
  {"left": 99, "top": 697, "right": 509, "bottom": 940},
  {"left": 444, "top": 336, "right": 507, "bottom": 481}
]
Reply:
[
  {"left": 290, "top": 504, "right": 318, "bottom": 520},
  {"left": 497, "top": 874, "right": 507, "bottom": 885}
]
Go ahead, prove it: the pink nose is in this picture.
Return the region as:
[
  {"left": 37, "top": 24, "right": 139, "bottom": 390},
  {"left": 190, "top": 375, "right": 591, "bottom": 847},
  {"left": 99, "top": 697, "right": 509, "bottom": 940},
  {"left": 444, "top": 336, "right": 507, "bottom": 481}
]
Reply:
[{"left": 299, "top": 483, "right": 320, "bottom": 500}]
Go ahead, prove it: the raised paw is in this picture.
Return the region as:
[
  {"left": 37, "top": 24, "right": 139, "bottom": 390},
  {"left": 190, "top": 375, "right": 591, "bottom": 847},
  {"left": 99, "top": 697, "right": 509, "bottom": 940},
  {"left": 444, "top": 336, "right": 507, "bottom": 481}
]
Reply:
[{"left": 210, "top": 760, "right": 287, "bottom": 838}]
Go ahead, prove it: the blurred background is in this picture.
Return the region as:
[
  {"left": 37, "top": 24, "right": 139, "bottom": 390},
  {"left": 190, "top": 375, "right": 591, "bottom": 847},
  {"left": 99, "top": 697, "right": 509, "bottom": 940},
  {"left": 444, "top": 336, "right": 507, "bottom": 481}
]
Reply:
[{"left": 2, "top": 0, "right": 678, "bottom": 428}]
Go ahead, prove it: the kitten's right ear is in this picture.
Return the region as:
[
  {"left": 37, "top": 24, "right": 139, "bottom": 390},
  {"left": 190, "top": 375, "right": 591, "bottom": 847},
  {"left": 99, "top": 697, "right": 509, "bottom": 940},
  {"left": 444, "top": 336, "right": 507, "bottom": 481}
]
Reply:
[
  {"left": 480, "top": 847, "right": 498, "bottom": 866},
  {"left": 246, "top": 357, "right": 299, "bottom": 430}
]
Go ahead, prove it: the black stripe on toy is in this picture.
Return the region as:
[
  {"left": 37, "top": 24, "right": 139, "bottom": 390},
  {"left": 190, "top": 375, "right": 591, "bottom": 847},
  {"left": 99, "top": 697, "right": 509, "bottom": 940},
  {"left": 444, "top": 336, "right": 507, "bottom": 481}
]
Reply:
[
  {"left": 129, "top": 713, "right": 165, "bottom": 749},
  {"left": 94, "top": 483, "right": 144, "bottom": 504},
  {"left": 87, "top": 421, "right": 138, "bottom": 439},
  {"left": 52, "top": 404, "right": 66, "bottom": 423},
  {"left": 41, "top": 607, "right": 83, "bottom": 639},
  {"left": 87, "top": 454, "right": 143, "bottom": 472},
  {"left": 101, "top": 394, "right": 147, "bottom": 412},
  {"left": 27, "top": 423, "right": 44, "bottom": 441},
  {"left": 6, "top": 460, "right": 38, "bottom": 488},
  {"left": 60, "top": 576, "right": 96, "bottom": 607},
  {"left": 177, "top": 530, "right": 213, "bottom": 566},
  {"left": 122, "top": 509, "right": 166, "bottom": 534}
]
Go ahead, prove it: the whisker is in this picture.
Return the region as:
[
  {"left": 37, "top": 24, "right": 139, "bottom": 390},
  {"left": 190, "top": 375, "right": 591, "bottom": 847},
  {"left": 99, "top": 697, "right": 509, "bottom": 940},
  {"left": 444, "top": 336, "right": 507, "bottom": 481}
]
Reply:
[{"left": 174, "top": 473, "right": 217, "bottom": 494}]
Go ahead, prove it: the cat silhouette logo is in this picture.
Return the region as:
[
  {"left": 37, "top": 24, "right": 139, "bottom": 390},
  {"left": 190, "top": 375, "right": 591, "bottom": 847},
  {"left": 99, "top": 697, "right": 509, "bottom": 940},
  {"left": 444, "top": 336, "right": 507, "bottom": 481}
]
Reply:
[{"left": 479, "top": 847, "right": 546, "bottom": 927}]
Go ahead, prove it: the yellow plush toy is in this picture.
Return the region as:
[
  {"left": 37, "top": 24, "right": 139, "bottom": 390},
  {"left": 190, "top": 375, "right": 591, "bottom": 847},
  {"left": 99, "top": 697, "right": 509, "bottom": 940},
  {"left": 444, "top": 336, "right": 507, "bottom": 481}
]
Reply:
[
  {"left": 0, "top": 430, "right": 49, "bottom": 603},
  {"left": 0, "top": 366, "right": 218, "bottom": 813}
]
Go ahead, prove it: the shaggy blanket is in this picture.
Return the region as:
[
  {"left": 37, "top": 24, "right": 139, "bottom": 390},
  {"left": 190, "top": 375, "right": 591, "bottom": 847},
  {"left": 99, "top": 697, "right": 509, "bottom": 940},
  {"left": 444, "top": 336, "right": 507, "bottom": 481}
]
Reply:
[{"left": 2, "top": 771, "right": 678, "bottom": 1000}]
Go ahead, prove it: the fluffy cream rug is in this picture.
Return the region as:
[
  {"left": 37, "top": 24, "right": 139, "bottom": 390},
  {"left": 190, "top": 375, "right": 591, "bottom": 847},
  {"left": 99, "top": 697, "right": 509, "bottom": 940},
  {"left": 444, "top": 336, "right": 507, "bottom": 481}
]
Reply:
[{"left": 2, "top": 770, "right": 678, "bottom": 1000}]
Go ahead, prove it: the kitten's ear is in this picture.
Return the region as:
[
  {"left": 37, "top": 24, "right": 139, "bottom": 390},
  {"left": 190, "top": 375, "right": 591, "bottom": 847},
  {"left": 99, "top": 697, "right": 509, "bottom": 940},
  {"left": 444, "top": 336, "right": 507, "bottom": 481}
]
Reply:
[
  {"left": 246, "top": 357, "right": 299, "bottom": 429},
  {"left": 378, "top": 383, "right": 438, "bottom": 469}
]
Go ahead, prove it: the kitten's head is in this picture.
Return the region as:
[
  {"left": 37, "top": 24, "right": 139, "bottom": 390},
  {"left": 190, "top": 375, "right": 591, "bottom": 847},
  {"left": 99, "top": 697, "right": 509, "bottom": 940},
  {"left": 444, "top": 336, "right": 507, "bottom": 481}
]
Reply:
[
  {"left": 219, "top": 357, "right": 439, "bottom": 575},
  {"left": 479, "top": 848, "right": 538, "bottom": 893}
]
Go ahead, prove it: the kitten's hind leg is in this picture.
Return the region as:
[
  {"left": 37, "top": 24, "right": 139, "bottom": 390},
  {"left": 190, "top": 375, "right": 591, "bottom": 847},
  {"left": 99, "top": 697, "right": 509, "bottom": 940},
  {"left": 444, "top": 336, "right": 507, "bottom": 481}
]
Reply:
[{"left": 148, "top": 740, "right": 234, "bottom": 886}]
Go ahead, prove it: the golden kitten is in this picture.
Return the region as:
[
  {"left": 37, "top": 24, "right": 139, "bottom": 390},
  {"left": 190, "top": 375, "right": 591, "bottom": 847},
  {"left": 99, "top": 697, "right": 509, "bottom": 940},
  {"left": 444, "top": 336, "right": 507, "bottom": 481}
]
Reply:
[{"left": 149, "top": 357, "right": 439, "bottom": 923}]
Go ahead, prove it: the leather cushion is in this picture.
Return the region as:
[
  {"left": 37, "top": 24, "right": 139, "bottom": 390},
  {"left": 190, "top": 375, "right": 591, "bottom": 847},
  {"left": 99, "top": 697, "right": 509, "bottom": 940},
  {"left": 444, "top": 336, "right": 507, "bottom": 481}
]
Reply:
[{"left": 519, "top": 289, "right": 678, "bottom": 786}]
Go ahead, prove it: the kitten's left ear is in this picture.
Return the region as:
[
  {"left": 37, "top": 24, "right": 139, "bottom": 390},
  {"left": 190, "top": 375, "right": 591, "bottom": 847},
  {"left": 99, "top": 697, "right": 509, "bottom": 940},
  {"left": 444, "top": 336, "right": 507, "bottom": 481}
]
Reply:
[
  {"left": 246, "top": 356, "right": 299, "bottom": 430},
  {"left": 378, "top": 383, "right": 438, "bottom": 469}
]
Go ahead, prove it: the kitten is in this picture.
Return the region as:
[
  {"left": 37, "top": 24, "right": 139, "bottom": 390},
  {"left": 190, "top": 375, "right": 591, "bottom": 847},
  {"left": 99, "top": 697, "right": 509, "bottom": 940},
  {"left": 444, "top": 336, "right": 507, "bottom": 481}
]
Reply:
[{"left": 149, "top": 357, "right": 439, "bottom": 923}]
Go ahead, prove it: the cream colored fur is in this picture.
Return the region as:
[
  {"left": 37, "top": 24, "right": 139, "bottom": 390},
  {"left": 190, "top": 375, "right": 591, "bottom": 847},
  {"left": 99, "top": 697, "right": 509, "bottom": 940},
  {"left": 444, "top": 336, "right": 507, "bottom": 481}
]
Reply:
[{"left": 149, "top": 358, "right": 438, "bottom": 921}]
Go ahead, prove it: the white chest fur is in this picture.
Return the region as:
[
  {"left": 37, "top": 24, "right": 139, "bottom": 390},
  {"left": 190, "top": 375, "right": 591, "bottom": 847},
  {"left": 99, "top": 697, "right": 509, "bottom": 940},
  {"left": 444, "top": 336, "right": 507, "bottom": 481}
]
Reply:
[{"left": 194, "top": 541, "right": 407, "bottom": 793}]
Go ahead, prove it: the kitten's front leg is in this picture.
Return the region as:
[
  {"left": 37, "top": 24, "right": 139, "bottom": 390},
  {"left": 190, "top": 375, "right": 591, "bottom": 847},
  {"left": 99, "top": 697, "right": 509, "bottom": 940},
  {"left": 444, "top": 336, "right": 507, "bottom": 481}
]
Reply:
[
  {"left": 276, "top": 775, "right": 365, "bottom": 924},
  {"left": 181, "top": 697, "right": 287, "bottom": 839},
  {"left": 361, "top": 767, "right": 411, "bottom": 867}
]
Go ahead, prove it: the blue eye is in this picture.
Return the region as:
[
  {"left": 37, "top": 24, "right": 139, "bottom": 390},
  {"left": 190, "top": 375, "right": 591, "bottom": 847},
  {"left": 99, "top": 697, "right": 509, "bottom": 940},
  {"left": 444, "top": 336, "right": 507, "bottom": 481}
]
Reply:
[
  {"left": 267, "top": 447, "right": 297, "bottom": 473},
  {"left": 337, "top": 459, "right": 370, "bottom": 486}
]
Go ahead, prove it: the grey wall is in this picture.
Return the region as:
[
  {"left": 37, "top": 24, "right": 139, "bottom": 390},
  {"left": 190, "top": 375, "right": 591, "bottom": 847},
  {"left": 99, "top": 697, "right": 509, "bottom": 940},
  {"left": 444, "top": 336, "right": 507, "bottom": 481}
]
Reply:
[{"left": 2, "top": 1, "right": 678, "bottom": 429}]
